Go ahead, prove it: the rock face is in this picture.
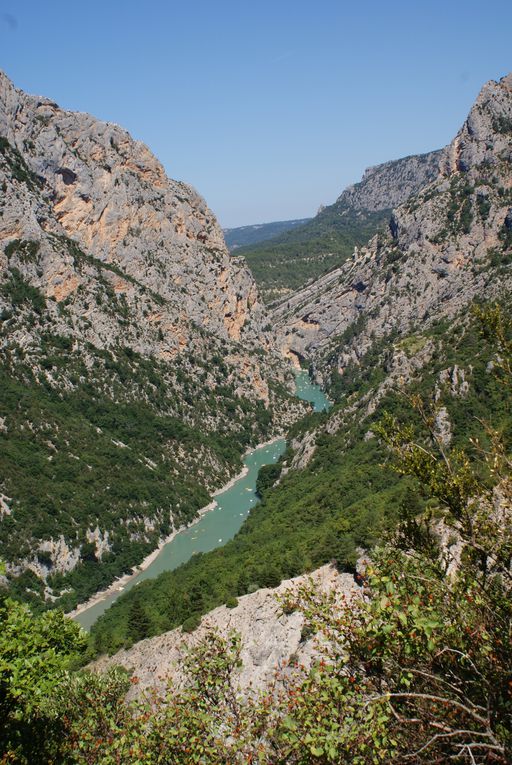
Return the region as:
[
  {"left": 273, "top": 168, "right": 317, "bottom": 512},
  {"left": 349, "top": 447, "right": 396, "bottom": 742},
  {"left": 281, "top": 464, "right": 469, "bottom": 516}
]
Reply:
[
  {"left": 0, "top": 70, "right": 268, "bottom": 348},
  {"left": 332, "top": 149, "right": 443, "bottom": 213},
  {"left": 273, "top": 74, "right": 512, "bottom": 374},
  {"left": 93, "top": 565, "right": 359, "bottom": 699},
  {"left": 0, "top": 71, "right": 303, "bottom": 609}
]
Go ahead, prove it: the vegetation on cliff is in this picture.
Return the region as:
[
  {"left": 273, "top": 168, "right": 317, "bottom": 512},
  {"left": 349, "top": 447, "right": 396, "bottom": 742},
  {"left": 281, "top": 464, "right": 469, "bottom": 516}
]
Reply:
[{"left": 0, "top": 328, "right": 294, "bottom": 612}]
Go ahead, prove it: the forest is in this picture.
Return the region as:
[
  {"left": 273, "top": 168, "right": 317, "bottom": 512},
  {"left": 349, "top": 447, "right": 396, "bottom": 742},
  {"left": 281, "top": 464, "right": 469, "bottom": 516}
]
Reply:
[{"left": 235, "top": 203, "right": 390, "bottom": 301}]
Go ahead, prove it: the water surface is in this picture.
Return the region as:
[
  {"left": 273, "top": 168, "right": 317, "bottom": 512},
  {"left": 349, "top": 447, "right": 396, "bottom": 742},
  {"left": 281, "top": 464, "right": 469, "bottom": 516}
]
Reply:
[{"left": 295, "top": 369, "right": 331, "bottom": 411}]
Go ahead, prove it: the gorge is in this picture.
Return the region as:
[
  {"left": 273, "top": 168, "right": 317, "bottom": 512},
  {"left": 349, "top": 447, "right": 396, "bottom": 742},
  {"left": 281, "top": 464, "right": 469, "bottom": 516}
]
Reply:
[
  {"left": 1, "top": 68, "right": 511, "bottom": 764},
  {"left": 74, "top": 371, "right": 330, "bottom": 630}
]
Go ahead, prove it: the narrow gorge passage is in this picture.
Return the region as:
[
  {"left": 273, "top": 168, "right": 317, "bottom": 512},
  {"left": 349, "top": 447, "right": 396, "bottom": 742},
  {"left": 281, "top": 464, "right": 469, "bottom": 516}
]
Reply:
[{"left": 75, "top": 372, "right": 330, "bottom": 630}]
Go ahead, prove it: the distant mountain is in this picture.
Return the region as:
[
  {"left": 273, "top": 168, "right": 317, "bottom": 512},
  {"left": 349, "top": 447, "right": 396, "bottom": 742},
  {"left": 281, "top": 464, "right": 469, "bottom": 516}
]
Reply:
[
  {"left": 237, "top": 150, "right": 443, "bottom": 302},
  {"left": 223, "top": 218, "right": 311, "bottom": 251}
]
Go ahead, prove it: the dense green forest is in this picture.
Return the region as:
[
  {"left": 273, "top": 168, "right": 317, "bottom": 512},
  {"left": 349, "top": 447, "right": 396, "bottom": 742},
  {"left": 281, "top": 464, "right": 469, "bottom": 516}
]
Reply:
[
  {"left": 89, "top": 301, "right": 511, "bottom": 654},
  {"left": 224, "top": 218, "right": 311, "bottom": 250},
  {"left": 235, "top": 203, "right": 390, "bottom": 301}
]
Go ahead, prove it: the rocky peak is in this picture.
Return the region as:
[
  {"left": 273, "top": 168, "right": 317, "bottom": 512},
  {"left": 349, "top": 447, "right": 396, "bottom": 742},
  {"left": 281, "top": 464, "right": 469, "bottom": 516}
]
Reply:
[
  {"left": 272, "top": 73, "right": 512, "bottom": 376},
  {"left": 441, "top": 73, "right": 512, "bottom": 176},
  {"left": 335, "top": 149, "right": 443, "bottom": 213},
  {"left": 0, "top": 70, "right": 265, "bottom": 345}
]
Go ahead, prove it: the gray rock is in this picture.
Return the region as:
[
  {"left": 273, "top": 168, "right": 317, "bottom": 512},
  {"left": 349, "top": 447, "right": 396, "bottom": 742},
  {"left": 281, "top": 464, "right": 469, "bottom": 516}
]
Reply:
[
  {"left": 92, "top": 565, "right": 360, "bottom": 699},
  {"left": 272, "top": 73, "right": 512, "bottom": 377},
  {"left": 338, "top": 149, "right": 443, "bottom": 212}
]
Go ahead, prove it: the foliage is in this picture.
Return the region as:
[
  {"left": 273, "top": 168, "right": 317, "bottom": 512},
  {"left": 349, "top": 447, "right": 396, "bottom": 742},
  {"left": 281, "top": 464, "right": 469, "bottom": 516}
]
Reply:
[
  {"left": 46, "top": 666, "right": 144, "bottom": 765},
  {"left": 0, "top": 598, "right": 87, "bottom": 763},
  {"left": 0, "top": 330, "right": 285, "bottom": 611},
  {"left": 224, "top": 218, "right": 311, "bottom": 250},
  {"left": 3, "top": 239, "right": 40, "bottom": 263},
  {"left": 0, "top": 136, "right": 43, "bottom": 191},
  {"left": 277, "top": 535, "right": 510, "bottom": 763},
  {"left": 182, "top": 614, "right": 202, "bottom": 633},
  {"left": 255, "top": 461, "right": 282, "bottom": 498},
  {"left": 0, "top": 267, "right": 46, "bottom": 314}
]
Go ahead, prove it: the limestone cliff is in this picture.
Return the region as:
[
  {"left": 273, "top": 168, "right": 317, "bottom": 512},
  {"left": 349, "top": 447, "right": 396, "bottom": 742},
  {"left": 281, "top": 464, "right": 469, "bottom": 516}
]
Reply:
[
  {"left": 335, "top": 149, "right": 443, "bottom": 213},
  {"left": 0, "top": 70, "right": 269, "bottom": 348},
  {"left": 273, "top": 74, "right": 512, "bottom": 374}
]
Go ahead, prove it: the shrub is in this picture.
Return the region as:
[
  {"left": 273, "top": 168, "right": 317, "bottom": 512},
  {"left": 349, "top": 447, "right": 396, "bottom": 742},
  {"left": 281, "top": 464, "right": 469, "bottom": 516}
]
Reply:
[{"left": 182, "top": 614, "right": 201, "bottom": 633}]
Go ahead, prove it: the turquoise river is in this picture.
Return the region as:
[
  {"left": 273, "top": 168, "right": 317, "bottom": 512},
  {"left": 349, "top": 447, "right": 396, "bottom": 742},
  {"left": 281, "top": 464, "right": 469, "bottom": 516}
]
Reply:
[{"left": 75, "top": 371, "right": 330, "bottom": 630}]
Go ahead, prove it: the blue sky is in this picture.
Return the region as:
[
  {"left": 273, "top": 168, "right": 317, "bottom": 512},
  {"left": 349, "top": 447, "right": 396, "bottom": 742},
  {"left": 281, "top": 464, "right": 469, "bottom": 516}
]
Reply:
[{"left": 1, "top": 0, "right": 511, "bottom": 227}]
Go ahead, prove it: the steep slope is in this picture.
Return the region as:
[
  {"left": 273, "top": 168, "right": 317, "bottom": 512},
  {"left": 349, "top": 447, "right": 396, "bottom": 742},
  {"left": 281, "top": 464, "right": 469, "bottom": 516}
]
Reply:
[
  {"left": 273, "top": 74, "right": 512, "bottom": 375},
  {"left": 224, "top": 218, "right": 311, "bottom": 251},
  {"left": 93, "top": 564, "right": 358, "bottom": 698},
  {"left": 0, "top": 70, "right": 267, "bottom": 345},
  {"left": 0, "top": 71, "right": 303, "bottom": 611},
  {"left": 236, "top": 150, "right": 442, "bottom": 302}
]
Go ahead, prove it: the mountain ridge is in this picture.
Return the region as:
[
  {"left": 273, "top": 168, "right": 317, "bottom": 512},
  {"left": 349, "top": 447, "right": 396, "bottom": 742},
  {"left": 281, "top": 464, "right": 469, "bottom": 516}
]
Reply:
[
  {"left": 224, "top": 218, "right": 312, "bottom": 251},
  {"left": 272, "top": 73, "right": 512, "bottom": 376},
  {"left": 233, "top": 148, "right": 443, "bottom": 302}
]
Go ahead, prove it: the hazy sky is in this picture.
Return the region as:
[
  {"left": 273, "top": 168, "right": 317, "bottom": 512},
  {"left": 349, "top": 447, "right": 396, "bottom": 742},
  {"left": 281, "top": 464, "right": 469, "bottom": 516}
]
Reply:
[{"left": 1, "top": 0, "right": 511, "bottom": 227}]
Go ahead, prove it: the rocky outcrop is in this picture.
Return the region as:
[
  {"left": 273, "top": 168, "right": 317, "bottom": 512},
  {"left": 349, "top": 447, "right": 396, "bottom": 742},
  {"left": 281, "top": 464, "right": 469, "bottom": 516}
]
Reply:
[
  {"left": 273, "top": 74, "right": 512, "bottom": 374},
  {"left": 334, "top": 149, "right": 443, "bottom": 213},
  {"left": 93, "top": 564, "right": 360, "bottom": 699},
  {"left": 0, "top": 70, "right": 270, "bottom": 349}
]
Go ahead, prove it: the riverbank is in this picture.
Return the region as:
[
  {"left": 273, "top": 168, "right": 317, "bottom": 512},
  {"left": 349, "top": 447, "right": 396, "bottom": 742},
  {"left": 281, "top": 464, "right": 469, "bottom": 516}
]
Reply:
[{"left": 68, "top": 437, "right": 280, "bottom": 621}]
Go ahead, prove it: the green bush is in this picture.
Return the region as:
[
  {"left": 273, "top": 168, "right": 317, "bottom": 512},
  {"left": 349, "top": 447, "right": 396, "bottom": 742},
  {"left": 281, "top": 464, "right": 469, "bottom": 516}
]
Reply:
[{"left": 182, "top": 614, "right": 201, "bottom": 633}]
